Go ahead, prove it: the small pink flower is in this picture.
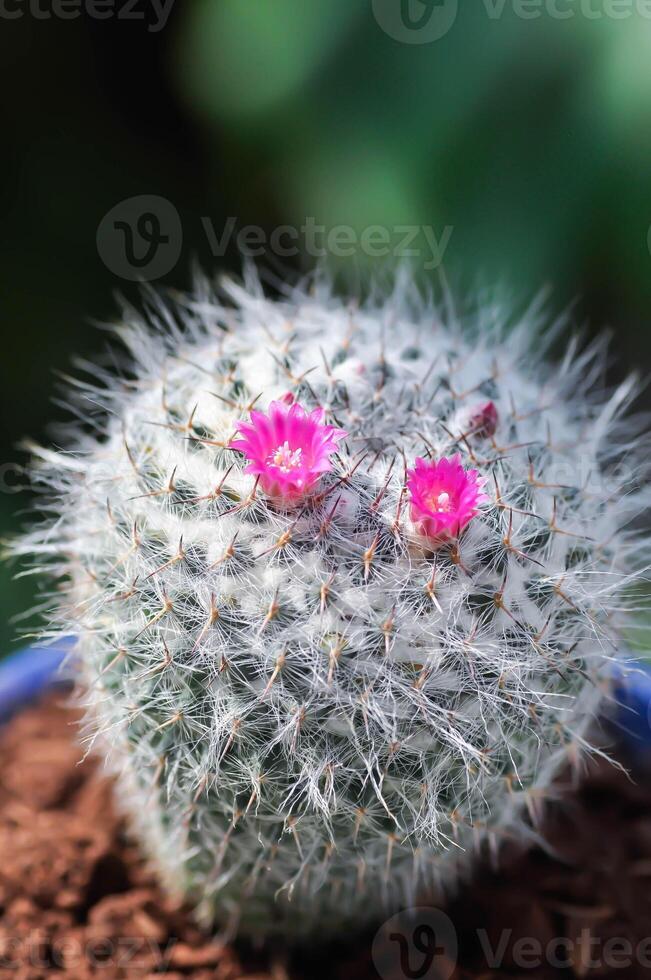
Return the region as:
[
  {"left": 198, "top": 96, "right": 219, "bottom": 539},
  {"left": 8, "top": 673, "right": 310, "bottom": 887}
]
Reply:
[
  {"left": 231, "top": 400, "right": 347, "bottom": 503},
  {"left": 407, "top": 455, "right": 487, "bottom": 543}
]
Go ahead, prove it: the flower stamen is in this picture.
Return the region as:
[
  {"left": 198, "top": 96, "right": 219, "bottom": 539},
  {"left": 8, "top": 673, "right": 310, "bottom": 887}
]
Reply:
[{"left": 269, "top": 442, "right": 303, "bottom": 472}]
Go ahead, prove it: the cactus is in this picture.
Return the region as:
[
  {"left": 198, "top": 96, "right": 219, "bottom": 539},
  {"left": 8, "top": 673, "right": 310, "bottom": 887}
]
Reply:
[{"left": 15, "top": 270, "right": 650, "bottom": 939}]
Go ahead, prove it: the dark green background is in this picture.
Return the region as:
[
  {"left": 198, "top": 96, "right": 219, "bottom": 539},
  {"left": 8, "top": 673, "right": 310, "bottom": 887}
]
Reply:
[{"left": 2, "top": 0, "right": 651, "bottom": 653}]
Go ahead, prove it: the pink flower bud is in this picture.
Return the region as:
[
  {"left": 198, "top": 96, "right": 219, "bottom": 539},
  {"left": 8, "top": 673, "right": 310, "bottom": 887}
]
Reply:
[{"left": 463, "top": 400, "right": 498, "bottom": 438}]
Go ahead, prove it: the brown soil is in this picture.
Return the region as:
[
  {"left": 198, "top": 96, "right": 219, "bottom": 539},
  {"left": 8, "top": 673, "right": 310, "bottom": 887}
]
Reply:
[{"left": 0, "top": 697, "right": 650, "bottom": 979}]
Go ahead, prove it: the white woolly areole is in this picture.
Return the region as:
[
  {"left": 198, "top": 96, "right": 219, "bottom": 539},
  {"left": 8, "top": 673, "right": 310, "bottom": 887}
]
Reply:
[{"left": 16, "top": 270, "right": 650, "bottom": 938}]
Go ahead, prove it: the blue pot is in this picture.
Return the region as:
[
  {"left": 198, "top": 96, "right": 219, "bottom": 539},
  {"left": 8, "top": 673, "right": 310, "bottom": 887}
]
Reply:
[
  {"left": 0, "top": 639, "right": 72, "bottom": 720},
  {"left": 612, "top": 662, "right": 651, "bottom": 755},
  {"left": 2, "top": 642, "right": 651, "bottom": 756}
]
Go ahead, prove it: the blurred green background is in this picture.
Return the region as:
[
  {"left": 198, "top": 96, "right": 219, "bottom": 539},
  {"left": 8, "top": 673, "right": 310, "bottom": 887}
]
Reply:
[{"left": 1, "top": 0, "right": 651, "bottom": 653}]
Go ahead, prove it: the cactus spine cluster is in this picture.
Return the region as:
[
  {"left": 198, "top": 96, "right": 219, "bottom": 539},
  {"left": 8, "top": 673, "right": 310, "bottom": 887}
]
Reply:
[{"left": 17, "top": 271, "right": 649, "bottom": 938}]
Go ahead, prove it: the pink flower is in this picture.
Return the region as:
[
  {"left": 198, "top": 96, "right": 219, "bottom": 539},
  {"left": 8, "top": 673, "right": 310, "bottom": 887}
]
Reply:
[
  {"left": 231, "top": 400, "right": 347, "bottom": 503},
  {"left": 406, "top": 455, "right": 487, "bottom": 543}
]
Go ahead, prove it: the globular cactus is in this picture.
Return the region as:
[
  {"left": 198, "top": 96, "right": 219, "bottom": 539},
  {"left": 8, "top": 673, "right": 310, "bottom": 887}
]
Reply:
[{"left": 16, "top": 270, "right": 650, "bottom": 939}]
